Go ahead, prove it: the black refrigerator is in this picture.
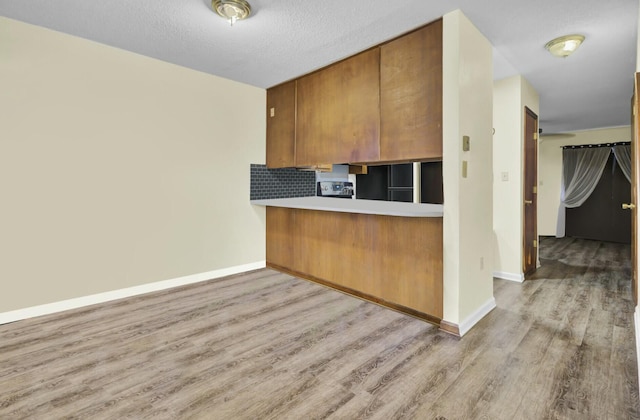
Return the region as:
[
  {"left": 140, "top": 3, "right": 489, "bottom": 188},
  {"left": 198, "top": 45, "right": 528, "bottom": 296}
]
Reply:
[{"left": 356, "top": 162, "right": 443, "bottom": 204}]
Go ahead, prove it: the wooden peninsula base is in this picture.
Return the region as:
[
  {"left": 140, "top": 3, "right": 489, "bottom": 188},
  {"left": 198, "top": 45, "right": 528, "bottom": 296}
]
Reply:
[{"left": 266, "top": 206, "right": 443, "bottom": 324}]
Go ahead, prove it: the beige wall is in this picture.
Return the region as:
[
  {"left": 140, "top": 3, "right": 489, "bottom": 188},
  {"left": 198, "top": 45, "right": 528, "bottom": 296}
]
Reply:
[
  {"left": 538, "top": 126, "right": 631, "bottom": 236},
  {"left": 492, "top": 75, "right": 539, "bottom": 279},
  {"left": 442, "top": 10, "right": 494, "bottom": 333},
  {"left": 0, "top": 18, "right": 266, "bottom": 313}
]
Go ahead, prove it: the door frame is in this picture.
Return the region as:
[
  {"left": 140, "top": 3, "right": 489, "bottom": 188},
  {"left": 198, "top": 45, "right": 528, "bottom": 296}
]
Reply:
[
  {"left": 523, "top": 107, "right": 539, "bottom": 276},
  {"left": 632, "top": 73, "right": 639, "bottom": 305}
]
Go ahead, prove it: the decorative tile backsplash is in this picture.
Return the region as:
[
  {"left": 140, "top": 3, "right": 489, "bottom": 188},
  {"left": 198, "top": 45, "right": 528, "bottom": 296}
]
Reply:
[{"left": 250, "top": 164, "right": 316, "bottom": 200}]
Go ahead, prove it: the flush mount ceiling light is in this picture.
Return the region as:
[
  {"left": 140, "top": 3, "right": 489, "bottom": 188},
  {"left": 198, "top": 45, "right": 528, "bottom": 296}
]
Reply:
[
  {"left": 212, "top": 0, "right": 251, "bottom": 26},
  {"left": 544, "top": 34, "right": 585, "bottom": 58}
]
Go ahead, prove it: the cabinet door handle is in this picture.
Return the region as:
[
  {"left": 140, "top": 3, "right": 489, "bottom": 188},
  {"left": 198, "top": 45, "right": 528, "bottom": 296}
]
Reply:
[
  {"left": 524, "top": 200, "right": 533, "bottom": 205},
  {"left": 622, "top": 203, "right": 636, "bottom": 210}
]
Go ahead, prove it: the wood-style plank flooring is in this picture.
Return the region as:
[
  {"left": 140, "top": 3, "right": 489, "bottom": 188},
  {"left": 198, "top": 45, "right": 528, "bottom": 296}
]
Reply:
[{"left": 1, "top": 237, "right": 638, "bottom": 419}]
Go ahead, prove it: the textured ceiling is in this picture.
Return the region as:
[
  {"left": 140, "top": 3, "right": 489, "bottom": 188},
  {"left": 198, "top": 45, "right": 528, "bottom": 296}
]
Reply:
[{"left": 0, "top": 0, "right": 637, "bottom": 134}]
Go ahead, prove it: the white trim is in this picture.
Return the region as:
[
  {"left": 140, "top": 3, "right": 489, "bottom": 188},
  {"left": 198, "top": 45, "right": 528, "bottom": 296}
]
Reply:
[
  {"left": 635, "top": 305, "right": 640, "bottom": 402},
  {"left": 459, "top": 297, "right": 497, "bottom": 337},
  {"left": 493, "top": 271, "right": 525, "bottom": 283},
  {"left": 0, "top": 261, "right": 266, "bottom": 325}
]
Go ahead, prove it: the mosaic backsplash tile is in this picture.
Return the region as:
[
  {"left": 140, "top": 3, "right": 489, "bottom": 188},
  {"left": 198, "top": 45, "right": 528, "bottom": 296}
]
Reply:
[{"left": 250, "top": 164, "right": 316, "bottom": 200}]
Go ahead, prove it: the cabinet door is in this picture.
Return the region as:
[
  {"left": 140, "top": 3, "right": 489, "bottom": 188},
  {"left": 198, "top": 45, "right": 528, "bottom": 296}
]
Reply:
[
  {"left": 296, "top": 48, "right": 381, "bottom": 166},
  {"left": 266, "top": 80, "right": 296, "bottom": 168},
  {"left": 266, "top": 206, "right": 296, "bottom": 269},
  {"left": 380, "top": 19, "right": 443, "bottom": 162}
]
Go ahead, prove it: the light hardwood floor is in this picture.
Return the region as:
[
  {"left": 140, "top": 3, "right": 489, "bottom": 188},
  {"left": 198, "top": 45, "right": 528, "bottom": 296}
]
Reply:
[{"left": 1, "top": 237, "right": 638, "bottom": 419}]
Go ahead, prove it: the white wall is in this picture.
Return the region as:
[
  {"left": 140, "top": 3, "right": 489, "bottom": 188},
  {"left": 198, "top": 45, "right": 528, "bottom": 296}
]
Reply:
[
  {"left": 538, "top": 126, "right": 631, "bottom": 236},
  {"left": 442, "top": 10, "right": 495, "bottom": 335},
  {"left": 492, "top": 75, "right": 539, "bottom": 280},
  {"left": 0, "top": 18, "right": 266, "bottom": 313}
]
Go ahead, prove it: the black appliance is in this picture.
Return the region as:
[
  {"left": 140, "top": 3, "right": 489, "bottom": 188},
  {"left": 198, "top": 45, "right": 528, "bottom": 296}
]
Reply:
[{"left": 355, "top": 162, "right": 443, "bottom": 204}]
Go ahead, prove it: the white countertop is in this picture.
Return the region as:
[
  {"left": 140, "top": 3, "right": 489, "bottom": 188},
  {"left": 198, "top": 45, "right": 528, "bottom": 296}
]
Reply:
[{"left": 251, "top": 197, "right": 443, "bottom": 218}]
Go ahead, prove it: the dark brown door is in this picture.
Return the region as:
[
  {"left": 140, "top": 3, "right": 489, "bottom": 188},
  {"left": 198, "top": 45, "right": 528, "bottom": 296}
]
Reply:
[
  {"left": 565, "top": 153, "right": 631, "bottom": 243},
  {"left": 631, "top": 73, "right": 639, "bottom": 305},
  {"left": 523, "top": 107, "right": 538, "bottom": 276}
]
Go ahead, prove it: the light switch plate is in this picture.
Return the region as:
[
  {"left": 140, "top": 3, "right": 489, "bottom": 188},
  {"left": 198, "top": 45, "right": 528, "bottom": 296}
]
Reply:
[
  {"left": 462, "top": 136, "right": 470, "bottom": 151},
  {"left": 501, "top": 171, "right": 509, "bottom": 181}
]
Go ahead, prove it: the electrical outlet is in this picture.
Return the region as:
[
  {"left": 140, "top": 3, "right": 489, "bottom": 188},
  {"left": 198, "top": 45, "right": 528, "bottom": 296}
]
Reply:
[{"left": 501, "top": 172, "right": 509, "bottom": 181}]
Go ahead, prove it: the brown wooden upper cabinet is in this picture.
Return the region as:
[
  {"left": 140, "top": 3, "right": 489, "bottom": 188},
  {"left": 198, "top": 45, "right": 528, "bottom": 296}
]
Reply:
[
  {"left": 266, "top": 80, "right": 296, "bottom": 168},
  {"left": 296, "top": 48, "right": 381, "bottom": 166},
  {"left": 265, "top": 19, "right": 443, "bottom": 168},
  {"left": 380, "top": 19, "right": 443, "bottom": 162}
]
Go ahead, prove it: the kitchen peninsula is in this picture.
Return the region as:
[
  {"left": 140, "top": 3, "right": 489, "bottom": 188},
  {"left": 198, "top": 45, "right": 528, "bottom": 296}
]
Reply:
[
  {"left": 252, "top": 198, "right": 443, "bottom": 324},
  {"left": 258, "top": 10, "right": 496, "bottom": 336},
  {"left": 258, "top": 18, "right": 446, "bottom": 324}
]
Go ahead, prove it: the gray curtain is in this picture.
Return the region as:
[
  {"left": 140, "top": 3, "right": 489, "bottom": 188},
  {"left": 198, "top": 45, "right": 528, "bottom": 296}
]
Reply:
[
  {"left": 556, "top": 147, "right": 611, "bottom": 237},
  {"left": 613, "top": 144, "right": 632, "bottom": 183}
]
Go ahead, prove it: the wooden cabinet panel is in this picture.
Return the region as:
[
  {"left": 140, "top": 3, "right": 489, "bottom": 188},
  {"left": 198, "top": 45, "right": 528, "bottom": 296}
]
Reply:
[
  {"left": 265, "top": 207, "right": 296, "bottom": 268},
  {"left": 266, "top": 81, "right": 296, "bottom": 168},
  {"left": 296, "top": 49, "right": 381, "bottom": 166},
  {"left": 266, "top": 207, "right": 443, "bottom": 321},
  {"left": 380, "top": 19, "right": 443, "bottom": 162}
]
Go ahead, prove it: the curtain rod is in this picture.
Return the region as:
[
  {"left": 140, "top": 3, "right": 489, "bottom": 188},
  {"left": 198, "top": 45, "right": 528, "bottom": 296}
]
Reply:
[{"left": 562, "top": 141, "right": 630, "bottom": 149}]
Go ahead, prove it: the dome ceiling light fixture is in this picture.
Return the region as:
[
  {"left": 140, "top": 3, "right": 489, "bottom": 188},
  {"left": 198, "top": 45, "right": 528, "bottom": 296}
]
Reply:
[
  {"left": 544, "top": 34, "right": 585, "bottom": 58},
  {"left": 212, "top": 0, "right": 251, "bottom": 26}
]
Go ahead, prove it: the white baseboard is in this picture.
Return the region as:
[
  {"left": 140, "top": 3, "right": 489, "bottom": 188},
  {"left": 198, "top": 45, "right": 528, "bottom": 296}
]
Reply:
[
  {"left": 459, "top": 296, "right": 497, "bottom": 337},
  {"left": 493, "top": 271, "right": 525, "bottom": 283},
  {"left": 0, "top": 261, "right": 266, "bottom": 325},
  {"left": 635, "top": 306, "right": 640, "bottom": 401}
]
